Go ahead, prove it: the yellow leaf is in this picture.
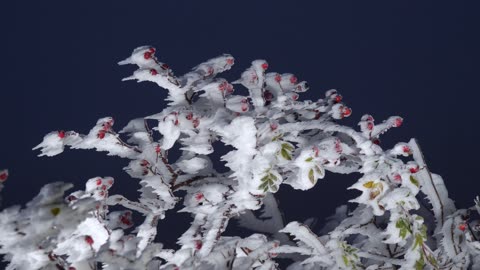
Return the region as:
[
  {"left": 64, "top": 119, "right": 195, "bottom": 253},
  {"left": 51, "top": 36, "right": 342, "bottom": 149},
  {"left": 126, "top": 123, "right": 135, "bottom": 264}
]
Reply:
[{"left": 363, "top": 181, "right": 374, "bottom": 188}]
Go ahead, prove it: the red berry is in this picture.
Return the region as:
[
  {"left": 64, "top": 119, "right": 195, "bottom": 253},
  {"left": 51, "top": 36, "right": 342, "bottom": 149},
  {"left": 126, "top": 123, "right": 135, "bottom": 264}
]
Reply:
[
  {"left": 97, "top": 130, "right": 106, "bottom": 139},
  {"left": 67, "top": 195, "right": 77, "bottom": 202},
  {"left": 148, "top": 47, "right": 155, "bottom": 53},
  {"left": 372, "top": 138, "right": 381, "bottom": 145},
  {"left": 155, "top": 145, "right": 161, "bottom": 153},
  {"left": 402, "top": 146, "right": 411, "bottom": 154},
  {"left": 290, "top": 76, "right": 297, "bottom": 84},
  {"left": 161, "top": 63, "right": 169, "bottom": 70},
  {"left": 195, "top": 193, "right": 204, "bottom": 201},
  {"left": 342, "top": 107, "right": 352, "bottom": 117},
  {"left": 241, "top": 103, "right": 248, "bottom": 112},
  {"left": 226, "top": 58, "right": 234, "bottom": 65},
  {"left": 226, "top": 83, "right": 234, "bottom": 94},
  {"left": 393, "top": 174, "right": 402, "bottom": 182},
  {"left": 140, "top": 160, "right": 150, "bottom": 167},
  {"left": 195, "top": 240, "right": 202, "bottom": 250},
  {"left": 207, "top": 66, "right": 214, "bottom": 75},
  {"left": 193, "top": 118, "right": 200, "bottom": 128},
  {"left": 96, "top": 178, "right": 102, "bottom": 186},
  {"left": 367, "top": 122, "right": 374, "bottom": 131},
  {"left": 270, "top": 123, "right": 278, "bottom": 131},
  {"left": 218, "top": 82, "right": 226, "bottom": 91},
  {"left": 85, "top": 236, "right": 94, "bottom": 245},
  {"left": 394, "top": 117, "right": 403, "bottom": 127},
  {"left": 335, "top": 140, "right": 342, "bottom": 153},
  {"left": 334, "top": 95, "right": 342, "bottom": 103},
  {"left": 261, "top": 62, "right": 269, "bottom": 70},
  {"left": 274, "top": 74, "right": 281, "bottom": 82},
  {"left": 291, "top": 93, "right": 299, "bottom": 101},
  {"left": 174, "top": 118, "right": 179, "bottom": 126},
  {"left": 101, "top": 185, "right": 107, "bottom": 190},
  {"left": 313, "top": 146, "right": 319, "bottom": 157},
  {"left": 150, "top": 69, "right": 158, "bottom": 75},
  {"left": 264, "top": 90, "right": 273, "bottom": 101},
  {"left": 409, "top": 166, "right": 420, "bottom": 174},
  {"left": 143, "top": 52, "right": 152, "bottom": 60},
  {"left": 186, "top": 112, "right": 193, "bottom": 120},
  {"left": 99, "top": 190, "right": 105, "bottom": 197},
  {"left": 58, "top": 130, "right": 66, "bottom": 139},
  {"left": 0, "top": 170, "right": 8, "bottom": 182},
  {"left": 459, "top": 223, "right": 467, "bottom": 231}
]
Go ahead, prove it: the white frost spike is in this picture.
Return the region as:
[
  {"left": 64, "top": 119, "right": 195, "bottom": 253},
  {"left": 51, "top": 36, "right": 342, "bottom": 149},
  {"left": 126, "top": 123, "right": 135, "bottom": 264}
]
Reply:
[
  {"left": 157, "top": 114, "right": 181, "bottom": 150},
  {"left": 32, "top": 131, "right": 71, "bottom": 157},
  {"left": 226, "top": 95, "right": 249, "bottom": 113},
  {"left": 118, "top": 45, "right": 158, "bottom": 68},
  {"left": 176, "top": 157, "right": 209, "bottom": 174},
  {"left": 233, "top": 60, "right": 268, "bottom": 108}
]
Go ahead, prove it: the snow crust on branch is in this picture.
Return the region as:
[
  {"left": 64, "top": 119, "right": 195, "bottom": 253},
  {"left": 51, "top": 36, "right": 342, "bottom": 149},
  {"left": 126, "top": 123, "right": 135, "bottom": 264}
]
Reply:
[{"left": 1, "top": 46, "right": 479, "bottom": 269}]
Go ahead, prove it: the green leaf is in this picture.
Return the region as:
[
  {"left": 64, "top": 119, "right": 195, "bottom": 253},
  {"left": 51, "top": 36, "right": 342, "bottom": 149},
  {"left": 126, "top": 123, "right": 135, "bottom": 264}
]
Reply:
[
  {"left": 410, "top": 175, "right": 419, "bottom": 187},
  {"left": 314, "top": 165, "right": 324, "bottom": 178},
  {"left": 305, "top": 157, "right": 314, "bottom": 162},
  {"left": 308, "top": 169, "right": 316, "bottom": 184},
  {"left": 281, "top": 149, "right": 292, "bottom": 160},
  {"left": 282, "top": 143, "right": 294, "bottom": 151},
  {"left": 342, "top": 255, "right": 349, "bottom": 266},
  {"left": 395, "top": 218, "right": 411, "bottom": 239},
  {"left": 415, "top": 253, "right": 425, "bottom": 270},
  {"left": 51, "top": 207, "right": 61, "bottom": 216}
]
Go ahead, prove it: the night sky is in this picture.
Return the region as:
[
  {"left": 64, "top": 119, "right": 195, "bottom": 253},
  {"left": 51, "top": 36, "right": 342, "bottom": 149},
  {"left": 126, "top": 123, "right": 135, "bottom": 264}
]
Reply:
[{"left": 2, "top": 1, "right": 479, "bottom": 250}]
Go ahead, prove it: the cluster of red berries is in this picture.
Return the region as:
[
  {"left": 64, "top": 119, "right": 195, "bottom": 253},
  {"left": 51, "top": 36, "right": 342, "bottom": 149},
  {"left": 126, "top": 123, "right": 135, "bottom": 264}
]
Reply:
[
  {"left": 119, "top": 211, "right": 133, "bottom": 227},
  {"left": 97, "top": 118, "right": 114, "bottom": 139},
  {"left": 143, "top": 47, "right": 156, "bottom": 60}
]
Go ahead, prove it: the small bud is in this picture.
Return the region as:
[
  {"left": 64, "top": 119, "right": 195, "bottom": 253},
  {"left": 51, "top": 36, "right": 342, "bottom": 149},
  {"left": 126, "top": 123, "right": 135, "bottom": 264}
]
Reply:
[
  {"left": 155, "top": 145, "right": 161, "bottom": 154},
  {"left": 148, "top": 47, "right": 155, "bottom": 53},
  {"left": 96, "top": 178, "right": 102, "bottom": 186},
  {"left": 150, "top": 69, "right": 158, "bottom": 75},
  {"left": 459, "top": 223, "right": 467, "bottom": 231},
  {"left": 393, "top": 174, "right": 402, "bottom": 182},
  {"left": 143, "top": 52, "right": 152, "bottom": 60},
  {"left": 261, "top": 62, "right": 269, "bottom": 70},
  {"left": 402, "top": 145, "right": 411, "bottom": 154}
]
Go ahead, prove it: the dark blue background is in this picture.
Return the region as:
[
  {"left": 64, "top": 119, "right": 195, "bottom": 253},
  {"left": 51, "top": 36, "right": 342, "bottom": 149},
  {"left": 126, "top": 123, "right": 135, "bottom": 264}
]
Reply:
[{"left": 2, "top": 0, "right": 479, "bottom": 249}]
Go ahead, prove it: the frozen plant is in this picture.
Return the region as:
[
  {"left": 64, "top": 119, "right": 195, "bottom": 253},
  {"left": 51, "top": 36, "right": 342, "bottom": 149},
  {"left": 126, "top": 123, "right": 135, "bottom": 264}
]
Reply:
[{"left": 1, "top": 46, "right": 480, "bottom": 270}]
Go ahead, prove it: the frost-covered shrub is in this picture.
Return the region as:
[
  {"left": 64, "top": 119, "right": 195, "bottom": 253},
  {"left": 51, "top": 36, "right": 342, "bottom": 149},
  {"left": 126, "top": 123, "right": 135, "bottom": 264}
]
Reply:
[{"left": 1, "top": 46, "right": 480, "bottom": 269}]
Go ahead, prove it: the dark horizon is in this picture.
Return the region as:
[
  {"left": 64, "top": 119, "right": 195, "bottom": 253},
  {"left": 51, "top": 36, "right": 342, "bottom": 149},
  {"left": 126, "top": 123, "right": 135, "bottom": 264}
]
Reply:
[{"left": 2, "top": 1, "right": 479, "bottom": 249}]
